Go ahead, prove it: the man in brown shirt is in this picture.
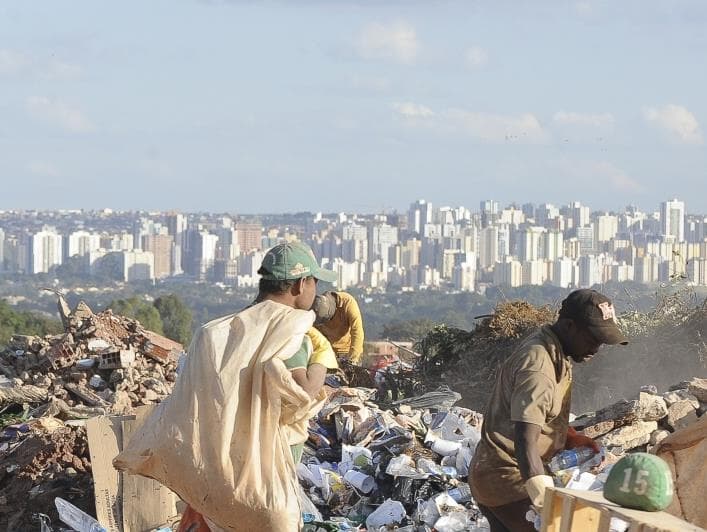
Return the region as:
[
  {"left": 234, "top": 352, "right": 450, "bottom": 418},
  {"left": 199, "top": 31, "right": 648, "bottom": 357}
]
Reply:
[{"left": 469, "top": 289, "right": 628, "bottom": 531}]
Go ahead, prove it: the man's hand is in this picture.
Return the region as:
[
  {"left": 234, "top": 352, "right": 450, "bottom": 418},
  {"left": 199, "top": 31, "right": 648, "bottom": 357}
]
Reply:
[
  {"left": 565, "top": 426, "right": 600, "bottom": 453},
  {"left": 525, "top": 475, "right": 554, "bottom": 509}
]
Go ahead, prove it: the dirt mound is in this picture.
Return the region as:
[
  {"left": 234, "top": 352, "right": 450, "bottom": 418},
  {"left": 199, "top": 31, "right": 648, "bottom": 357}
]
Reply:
[{"left": 0, "top": 424, "right": 93, "bottom": 530}]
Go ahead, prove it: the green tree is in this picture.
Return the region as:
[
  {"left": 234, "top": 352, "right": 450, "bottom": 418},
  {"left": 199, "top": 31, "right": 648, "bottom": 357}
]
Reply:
[
  {"left": 381, "top": 319, "right": 439, "bottom": 342},
  {"left": 107, "top": 297, "right": 164, "bottom": 333},
  {"left": 154, "top": 294, "right": 193, "bottom": 345},
  {"left": 0, "top": 300, "right": 63, "bottom": 347}
]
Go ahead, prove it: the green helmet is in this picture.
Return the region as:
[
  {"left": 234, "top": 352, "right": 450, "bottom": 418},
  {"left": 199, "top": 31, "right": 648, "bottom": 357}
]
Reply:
[{"left": 603, "top": 453, "right": 674, "bottom": 511}]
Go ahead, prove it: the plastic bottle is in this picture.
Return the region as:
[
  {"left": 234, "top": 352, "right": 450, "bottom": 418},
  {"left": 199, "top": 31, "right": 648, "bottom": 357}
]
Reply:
[
  {"left": 549, "top": 447, "right": 596, "bottom": 472},
  {"left": 447, "top": 483, "right": 472, "bottom": 503},
  {"left": 55, "top": 497, "right": 107, "bottom": 532}
]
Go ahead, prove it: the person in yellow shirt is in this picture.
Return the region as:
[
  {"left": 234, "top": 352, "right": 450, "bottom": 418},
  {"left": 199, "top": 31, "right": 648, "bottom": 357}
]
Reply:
[{"left": 312, "top": 291, "right": 364, "bottom": 364}]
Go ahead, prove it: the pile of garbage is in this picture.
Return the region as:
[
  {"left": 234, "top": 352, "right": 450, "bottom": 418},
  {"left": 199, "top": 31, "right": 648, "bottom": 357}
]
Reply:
[
  {"left": 298, "top": 382, "right": 488, "bottom": 532},
  {"left": 0, "top": 297, "right": 183, "bottom": 530}
]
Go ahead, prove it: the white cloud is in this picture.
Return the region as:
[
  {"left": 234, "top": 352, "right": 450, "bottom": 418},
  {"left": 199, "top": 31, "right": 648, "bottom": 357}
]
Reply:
[
  {"left": 26, "top": 96, "right": 95, "bottom": 133},
  {"left": 27, "top": 161, "right": 60, "bottom": 178},
  {"left": 592, "top": 161, "right": 642, "bottom": 191},
  {"left": 392, "top": 101, "right": 435, "bottom": 119},
  {"left": 553, "top": 111, "right": 614, "bottom": 127},
  {"left": 446, "top": 109, "right": 548, "bottom": 142},
  {"left": 643, "top": 104, "right": 703, "bottom": 144},
  {"left": 465, "top": 46, "right": 488, "bottom": 68},
  {"left": 355, "top": 21, "right": 418, "bottom": 65},
  {"left": 393, "top": 101, "right": 548, "bottom": 143},
  {"left": 44, "top": 60, "right": 83, "bottom": 80},
  {"left": 0, "top": 49, "right": 30, "bottom": 76},
  {"left": 0, "top": 49, "right": 82, "bottom": 80}
]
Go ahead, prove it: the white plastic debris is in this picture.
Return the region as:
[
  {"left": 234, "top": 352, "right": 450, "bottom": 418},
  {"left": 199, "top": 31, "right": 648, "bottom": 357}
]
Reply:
[
  {"left": 435, "top": 512, "right": 472, "bottom": 532},
  {"left": 343, "top": 470, "right": 375, "bottom": 493},
  {"left": 386, "top": 454, "right": 425, "bottom": 479},
  {"left": 365, "top": 499, "right": 407, "bottom": 529},
  {"left": 339, "top": 444, "right": 372, "bottom": 476}
]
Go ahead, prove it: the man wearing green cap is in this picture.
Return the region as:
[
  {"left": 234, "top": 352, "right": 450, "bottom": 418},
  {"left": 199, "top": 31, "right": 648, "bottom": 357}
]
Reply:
[
  {"left": 469, "top": 289, "right": 628, "bottom": 532},
  {"left": 118, "top": 240, "right": 340, "bottom": 532}
]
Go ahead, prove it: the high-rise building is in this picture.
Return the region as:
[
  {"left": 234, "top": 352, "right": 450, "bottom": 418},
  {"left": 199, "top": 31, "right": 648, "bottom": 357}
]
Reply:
[
  {"left": 578, "top": 255, "right": 601, "bottom": 288},
  {"left": 142, "top": 234, "right": 174, "bottom": 279},
  {"left": 518, "top": 227, "right": 546, "bottom": 262},
  {"left": 576, "top": 226, "right": 595, "bottom": 255},
  {"left": 66, "top": 231, "right": 102, "bottom": 259},
  {"left": 453, "top": 259, "right": 476, "bottom": 292},
  {"left": 479, "top": 226, "right": 499, "bottom": 269},
  {"left": 595, "top": 214, "right": 619, "bottom": 245},
  {"left": 544, "top": 230, "right": 564, "bottom": 261},
  {"left": 408, "top": 200, "right": 432, "bottom": 236},
  {"left": 552, "top": 257, "right": 576, "bottom": 288},
  {"left": 101, "top": 232, "right": 134, "bottom": 252},
  {"left": 522, "top": 260, "right": 546, "bottom": 286},
  {"left": 166, "top": 212, "right": 187, "bottom": 274},
  {"left": 493, "top": 257, "right": 522, "bottom": 287},
  {"left": 235, "top": 222, "right": 263, "bottom": 253},
  {"left": 480, "top": 200, "right": 500, "bottom": 227},
  {"left": 120, "top": 250, "right": 155, "bottom": 282},
  {"left": 29, "top": 226, "right": 63, "bottom": 274},
  {"left": 563, "top": 201, "right": 590, "bottom": 230},
  {"left": 660, "top": 199, "right": 685, "bottom": 242}
]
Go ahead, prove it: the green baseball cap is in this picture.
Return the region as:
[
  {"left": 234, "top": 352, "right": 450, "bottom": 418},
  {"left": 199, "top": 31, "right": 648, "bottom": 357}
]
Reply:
[{"left": 258, "top": 241, "right": 337, "bottom": 283}]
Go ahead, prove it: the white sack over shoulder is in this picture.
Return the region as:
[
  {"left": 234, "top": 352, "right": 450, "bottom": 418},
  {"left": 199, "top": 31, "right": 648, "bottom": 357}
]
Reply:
[{"left": 113, "top": 300, "right": 325, "bottom": 532}]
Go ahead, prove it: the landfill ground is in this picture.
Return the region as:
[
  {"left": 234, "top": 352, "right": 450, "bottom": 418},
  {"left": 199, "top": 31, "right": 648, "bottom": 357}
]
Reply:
[{"left": 0, "top": 294, "right": 705, "bottom": 530}]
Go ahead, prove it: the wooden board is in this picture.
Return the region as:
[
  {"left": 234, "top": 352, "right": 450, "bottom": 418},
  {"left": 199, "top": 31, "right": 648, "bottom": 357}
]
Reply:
[
  {"left": 120, "top": 407, "right": 179, "bottom": 532},
  {"left": 541, "top": 488, "right": 706, "bottom": 532},
  {"left": 86, "top": 406, "right": 179, "bottom": 532},
  {"left": 86, "top": 415, "right": 124, "bottom": 532}
]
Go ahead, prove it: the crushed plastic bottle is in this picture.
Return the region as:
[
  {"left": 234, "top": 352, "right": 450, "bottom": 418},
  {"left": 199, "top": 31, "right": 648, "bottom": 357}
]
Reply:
[
  {"left": 447, "top": 484, "right": 472, "bottom": 503},
  {"left": 55, "top": 497, "right": 107, "bottom": 532},
  {"left": 549, "top": 447, "right": 596, "bottom": 473}
]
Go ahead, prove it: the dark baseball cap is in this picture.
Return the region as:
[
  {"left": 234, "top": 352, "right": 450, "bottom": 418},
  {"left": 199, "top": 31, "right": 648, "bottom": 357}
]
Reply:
[{"left": 559, "top": 289, "right": 628, "bottom": 345}]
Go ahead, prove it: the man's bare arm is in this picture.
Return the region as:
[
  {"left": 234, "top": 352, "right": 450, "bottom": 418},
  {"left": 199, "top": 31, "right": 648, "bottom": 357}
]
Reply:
[
  {"left": 514, "top": 421, "right": 545, "bottom": 480},
  {"left": 291, "top": 363, "right": 327, "bottom": 398}
]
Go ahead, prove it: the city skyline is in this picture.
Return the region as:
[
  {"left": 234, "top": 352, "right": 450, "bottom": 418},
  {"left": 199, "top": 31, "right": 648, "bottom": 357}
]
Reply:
[
  {"left": 1, "top": 1, "right": 706, "bottom": 212},
  {"left": 2, "top": 196, "right": 706, "bottom": 292}
]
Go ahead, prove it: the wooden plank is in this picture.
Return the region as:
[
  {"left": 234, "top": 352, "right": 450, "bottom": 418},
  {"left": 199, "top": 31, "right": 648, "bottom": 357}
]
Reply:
[
  {"left": 120, "top": 405, "right": 178, "bottom": 532},
  {"left": 551, "top": 489, "right": 706, "bottom": 532},
  {"left": 559, "top": 495, "right": 575, "bottom": 532},
  {"left": 541, "top": 492, "right": 565, "bottom": 532},
  {"left": 597, "top": 509, "right": 612, "bottom": 532},
  {"left": 571, "top": 502, "right": 602, "bottom": 532},
  {"left": 86, "top": 415, "right": 124, "bottom": 532}
]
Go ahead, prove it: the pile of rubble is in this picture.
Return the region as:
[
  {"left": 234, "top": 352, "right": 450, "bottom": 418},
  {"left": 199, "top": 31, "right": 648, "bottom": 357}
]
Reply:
[
  {"left": 572, "top": 378, "right": 707, "bottom": 456},
  {"left": 0, "top": 297, "right": 183, "bottom": 530},
  {"left": 298, "top": 382, "right": 488, "bottom": 531}
]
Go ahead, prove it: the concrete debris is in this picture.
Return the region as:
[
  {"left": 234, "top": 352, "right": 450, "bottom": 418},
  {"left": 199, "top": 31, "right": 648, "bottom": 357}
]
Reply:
[
  {"left": 663, "top": 388, "right": 700, "bottom": 409},
  {"left": 688, "top": 377, "right": 707, "bottom": 403},
  {"left": 665, "top": 400, "right": 699, "bottom": 432},
  {"left": 597, "top": 420, "right": 658, "bottom": 449},
  {"left": 0, "top": 296, "right": 184, "bottom": 531}
]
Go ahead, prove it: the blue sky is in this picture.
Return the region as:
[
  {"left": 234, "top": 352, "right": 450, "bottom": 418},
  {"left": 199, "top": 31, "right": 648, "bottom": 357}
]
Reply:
[{"left": 1, "top": 1, "right": 706, "bottom": 214}]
